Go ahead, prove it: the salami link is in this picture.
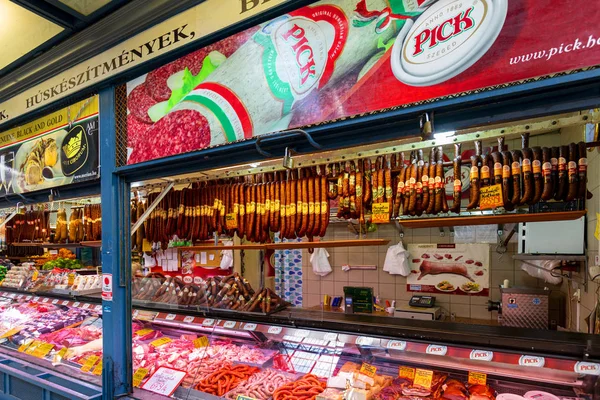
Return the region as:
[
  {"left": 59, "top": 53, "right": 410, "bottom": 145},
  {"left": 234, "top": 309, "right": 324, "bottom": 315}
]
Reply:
[
  {"left": 280, "top": 178, "right": 288, "bottom": 239},
  {"left": 363, "top": 159, "right": 371, "bottom": 205},
  {"left": 312, "top": 175, "right": 321, "bottom": 237},
  {"left": 384, "top": 156, "right": 393, "bottom": 218},
  {"left": 480, "top": 153, "right": 491, "bottom": 188},
  {"left": 520, "top": 148, "right": 534, "bottom": 205},
  {"left": 510, "top": 150, "right": 522, "bottom": 206},
  {"left": 289, "top": 172, "right": 297, "bottom": 238},
  {"left": 555, "top": 145, "right": 568, "bottom": 201},
  {"left": 577, "top": 141, "right": 587, "bottom": 199},
  {"left": 319, "top": 175, "right": 329, "bottom": 237},
  {"left": 421, "top": 161, "right": 430, "bottom": 214},
  {"left": 298, "top": 176, "right": 308, "bottom": 238},
  {"left": 531, "top": 147, "right": 543, "bottom": 205},
  {"left": 541, "top": 147, "right": 554, "bottom": 201},
  {"left": 306, "top": 174, "right": 315, "bottom": 237},
  {"left": 566, "top": 143, "right": 578, "bottom": 202},
  {"left": 450, "top": 143, "right": 462, "bottom": 213},
  {"left": 501, "top": 151, "right": 515, "bottom": 211},
  {"left": 550, "top": 147, "right": 559, "bottom": 200}
]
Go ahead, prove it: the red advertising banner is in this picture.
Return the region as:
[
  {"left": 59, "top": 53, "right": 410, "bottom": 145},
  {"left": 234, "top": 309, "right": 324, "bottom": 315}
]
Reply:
[{"left": 126, "top": 0, "right": 600, "bottom": 165}]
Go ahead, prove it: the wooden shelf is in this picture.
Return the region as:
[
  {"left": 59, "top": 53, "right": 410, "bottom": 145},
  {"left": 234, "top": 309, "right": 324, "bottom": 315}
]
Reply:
[
  {"left": 9, "top": 241, "right": 102, "bottom": 249},
  {"left": 397, "top": 210, "right": 586, "bottom": 228},
  {"left": 178, "top": 239, "right": 390, "bottom": 252}
]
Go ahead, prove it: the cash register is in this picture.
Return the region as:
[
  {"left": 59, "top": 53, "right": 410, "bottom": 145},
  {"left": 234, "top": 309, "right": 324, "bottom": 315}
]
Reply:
[{"left": 394, "top": 296, "right": 441, "bottom": 320}]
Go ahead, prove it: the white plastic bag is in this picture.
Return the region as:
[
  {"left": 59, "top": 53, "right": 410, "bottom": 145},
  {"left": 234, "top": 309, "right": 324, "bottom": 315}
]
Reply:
[
  {"left": 220, "top": 240, "right": 234, "bottom": 270},
  {"left": 311, "top": 248, "right": 332, "bottom": 277},
  {"left": 383, "top": 242, "right": 411, "bottom": 276},
  {"left": 520, "top": 259, "right": 563, "bottom": 285}
]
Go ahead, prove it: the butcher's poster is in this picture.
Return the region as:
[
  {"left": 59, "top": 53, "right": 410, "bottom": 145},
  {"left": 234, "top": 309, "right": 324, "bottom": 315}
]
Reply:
[
  {"left": 0, "top": 96, "right": 99, "bottom": 194},
  {"left": 407, "top": 244, "right": 490, "bottom": 296},
  {"left": 126, "top": 0, "right": 600, "bottom": 164}
]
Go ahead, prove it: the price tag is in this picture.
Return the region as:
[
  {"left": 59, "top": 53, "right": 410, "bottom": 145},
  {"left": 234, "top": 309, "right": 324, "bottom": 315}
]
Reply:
[
  {"left": 294, "top": 329, "right": 310, "bottom": 338},
  {"left": 371, "top": 203, "right": 390, "bottom": 223},
  {"left": 72, "top": 302, "right": 80, "bottom": 307},
  {"left": 25, "top": 340, "right": 42, "bottom": 355},
  {"left": 42, "top": 298, "right": 49, "bottom": 303},
  {"left": 33, "top": 297, "right": 40, "bottom": 302},
  {"left": 193, "top": 336, "right": 209, "bottom": 348},
  {"left": 226, "top": 213, "right": 238, "bottom": 229},
  {"left": 25, "top": 296, "right": 32, "bottom": 300},
  {"left": 202, "top": 319, "right": 215, "bottom": 326},
  {"left": 268, "top": 326, "right": 282, "bottom": 335},
  {"left": 150, "top": 337, "right": 172, "bottom": 348},
  {"left": 360, "top": 363, "right": 377, "bottom": 378},
  {"left": 0, "top": 327, "right": 22, "bottom": 339},
  {"left": 82, "top": 303, "right": 91, "bottom": 309},
  {"left": 183, "top": 316, "right": 195, "bottom": 323},
  {"left": 355, "top": 336, "right": 374, "bottom": 346},
  {"left": 16, "top": 295, "right": 23, "bottom": 299},
  {"left": 32, "top": 270, "right": 39, "bottom": 281},
  {"left": 165, "top": 314, "right": 177, "bottom": 321},
  {"left": 468, "top": 371, "right": 487, "bottom": 386},
  {"left": 387, "top": 340, "right": 407, "bottom": 350},
  {"left": 243, "top": 323, "right": 257, "bottom": 331},
  {"left": 32, "top": 343, "right": 54, "bottom": 358},
  {"left": 52, "top": 299, "right": 59, "bottom": 304},
  {"left": 237, "top": 395, "right": 258, "bottom": 400},
  {"left": 133, "top": 368, "right": 149, "bottom": 387},
  {"left": 92, "top": 361, "right": 103, "bottom": 375},
  {"left": 479, "top": 184, "right": 503, "bottom": 210},
  {"left": 223, "top": 321, "right": 236, "bottom": 329},
  {"left": 81, "top": 355, "right": 100, "bottom": 373},
  {"left": 324, "top": 332, "right": 337, "bottom": 341},
  {"left": 135, "top": 329, "right": 154, "bottom": 337},
  {"left": 18, "top": 339, "right": 34, "bottom": 353},
  {"left": 94, "top": 305, "right": 102, "bottom": 312},
  {"left": 413, "top": 369, "right": 434, "bottom": 389},
  {"left": 399, "top": 366, "right": 416, "bottom": 380},
  {"left": 54, "top": 347, "right": 69, "bottom": 363},
  {"left": 141, "top": 367, "right": 187, "bottom": 397},
  {"left": 68, "top": 273, "right": 75, "bottom": 286},
  {"left": 62, "top": 300, "right": 70, "bottom": 306}
]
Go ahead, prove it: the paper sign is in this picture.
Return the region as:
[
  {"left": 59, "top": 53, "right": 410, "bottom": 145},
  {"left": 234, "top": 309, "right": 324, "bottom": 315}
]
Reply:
[
  {"left": 68, "top": 273, "right": 75, "bottom": 286},
  {"left": 150, "top": 337, "right": 172, "bottom": 348},
  {"left": 468, "top": 371, "right": 487, "bottom": 385},
  {"left": 399, "top": 366, "right": 416, "bottom": 380},
  {"left": 32, "top": 343, "right": 54, "bottom": 359},
  {"left": 54, "top": 347, "right": 69, "bottom": 363},
  {"left": 237, "top": 395, "right": 258, "bottom": 400},
  {"left": 193, "top": 336, "right": 209, "bottom": 348},
  {"left": 141, "top": 367, "right": 187, "bottom": 397},
  {"left": 226, "top": 213, "right": 238, "bottom": 229},
  {"left": 92, "top": 361, "right": 103, "bottom": 375},
  {"left": 18, "top": 339, "right": 34, "bottom": 353},
  {"left": 595, "top": 214, "right": 600, "bottom": 240},
  {"left": 133, "top": 368, "right": 149, "bottom": 387},
  {"left": 413, "top": 369, "right": 434, "bottom": 389},
  {"left": 32, "top": 270, "right": 39, "bottom": 281},
  {"left": 81, "top": 355, "right": 100, "bottom": 373},
  {"left": 25, "top": 340, "right": 42, "bottom": 355},
  {"left": 0, "top": 327, "right": 22, "bottom": 339},
  {"left": 135, "top": 329, "right": 154, "bottom": 336},
  {"left": 360, "top": 363, "right": 377, "bottom": 378},
  {"left": 371, "top": 203, "right": 390, "bottom": 223},
  {"left": 479, "top": 184, "right": 503, "bottom": 210}
]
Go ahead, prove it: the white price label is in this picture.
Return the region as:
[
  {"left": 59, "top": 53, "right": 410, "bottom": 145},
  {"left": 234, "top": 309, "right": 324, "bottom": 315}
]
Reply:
[
  {"left": 294, "top": 329, "right": 310, "bottom": 338},
  {"left": 323, "top": 333, "right": 338, "bottom": 341},
  {"left": 72, "top": 302, "right": 80, "bottom": 307},
  {"left": 165, "top": 314, "right": 177, "bottom": 321},
  {"left": 355, "top": 336, "right": 374, "bottom": 346},
  {"left": 82, "top": 303, "right": 91, "bottom": 309},
  {"left": 62, "top": 300, "right": 69, "bottom": 306},
  {"left": 16, "top": 295, "right": 23, "bottom": 299},
  {"left": 183, "top": 316, "right": 194, "bottom": 323},
  {"left": 387, "top": 340, "right": 407, "bottom": 350},
  {"left": 94, "top": 305, "right": 102, "bottom": 311},
  {"left": 42, "top": 298, "right": 49, "bottom": 303},
  {"left": 26, "top": 296, "right": 32, "bottom": 300},
  {"left": 33, "top": 297, "right": 40, "bottom": 302},
  {"left": 243, "top": 323, "right": 257, "bottom": 331},
  {"left": 268, "top": 326, "right": 282, "bottom": 335},
  {"left": 202, "top": 319, "right": 215, "bottom": 326},
  {"left": 223, "top": 321, "right": 236, "bottom": 329},
  {"left": 52, "top": 299, "right": 59, "bottom": 304}
]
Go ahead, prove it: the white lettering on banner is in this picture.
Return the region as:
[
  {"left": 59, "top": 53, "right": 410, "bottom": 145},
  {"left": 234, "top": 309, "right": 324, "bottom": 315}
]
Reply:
[
  {"left": 519, "top": 355, "right": 545, "bottom": 367},
  {"left": 0, "top": 0, "right": 288, "bottom": 126},
  {"left": 470, "top": 350, "right": 494, "bottom": 361}
]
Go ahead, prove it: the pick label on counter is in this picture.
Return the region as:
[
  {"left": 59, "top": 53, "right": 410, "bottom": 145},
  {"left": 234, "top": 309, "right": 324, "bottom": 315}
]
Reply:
[
  {"left": 193, "top": 336, "right": 209, "bottom": 348},
  {"left": 151, "top": 337, "right": 172, "bottom": 348},
  {"left": 360, "top": 363, "right": 377, "bottom": 378},
  {"left": 81, "top": 355, "right": 100, "bottom": 373},
  {"left": 414, "top": 369, "right": 434, "bottom": 389},
  {"left": 468, "top": 371, "right": 487, "bottom": 385},
  {"left": 133, "top": 368, "right": 149, "bottom": 387},
  {"left": 399, "top": 366, "right": 416, "bottom": 380}
]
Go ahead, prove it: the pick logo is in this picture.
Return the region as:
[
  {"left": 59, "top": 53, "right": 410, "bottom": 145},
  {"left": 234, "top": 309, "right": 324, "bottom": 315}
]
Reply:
[
  {"left": 519, "top": 355, "right": 545, "bottom": 368},
  {"left": 470, "top": 350, "right": 494, "bottom": 361},
  {"left": 426, "top": 344, "right": 448, "bottom": 355}
]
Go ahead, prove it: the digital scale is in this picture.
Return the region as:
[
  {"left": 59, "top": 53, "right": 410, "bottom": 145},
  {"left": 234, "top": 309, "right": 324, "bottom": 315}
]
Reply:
[{"left": 394, "top": 296, "right": 441, "bottom": 321}]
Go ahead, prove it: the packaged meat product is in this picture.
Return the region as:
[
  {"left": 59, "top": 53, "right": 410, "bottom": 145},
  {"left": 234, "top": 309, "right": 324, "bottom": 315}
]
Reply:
[
  {"left": 273, "top": 374, "right": 327, "bottom": 400},
  {"left": 497, "top": 394, "right": 526, "bottom": 400},
  {"left": 195, "top": 364, "right": 260, "bottom": 396},
  {"left": 523, "top": 391, "right": 560, "bottom": 400},
  {"left": 223, "top": 368, "right": 295, "bottom": 400}
]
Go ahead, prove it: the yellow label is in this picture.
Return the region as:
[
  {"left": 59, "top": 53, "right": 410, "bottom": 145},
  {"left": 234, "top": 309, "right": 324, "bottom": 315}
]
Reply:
[
  {"left": 386, "top": 187, "right": 393, "bottom": 199},
  {"left": 274, "top": 199, "right": 280, "bottom": 212},
  {"left": 308, "top": 202, "right": 314, "bottom": 215},
  {"left": 226, "top": 213, "right": 238, "bottom": 229},
  {"left": 150, "top": 337, "right": 172, "bottom": 348},
  {"left": 193, "top": 336, "right": 209, "bottom": 348},
  {"left": 135, "top": 329, "right": 154, "bottom": 337},
  {"left": 32, "top": 343, "right": 54, "bottom": 358},
  {"left": 399, "top": 366, "right": 416, "bottom": 380},
  {"left": 18, "top": 339, "right": 34, "bottom": 353},
  {"left": 0, "top": 327, "right": 21, "bottom": 339},
  {"left": 32, "top": 270, "right": 39, "bottom": 281},
  {"left": 360, "top": 363, "right": 377, "bottom": 378},
  {"left": 280, "top": 204, "right": 287, "bottom": 217},
  {"left": 264, "top": 200, "right": 270, "bottom": 212},
  {"left": 92, "top": 361, "right": 103, "bottom": 375},
  {"left": 67, "top": 273, "right": 75, "bottom": 286},
  {"left": 25, "top": 340, "right": 42, "bottom": 355},
  {"left": 80, "top": 355, "right": 100, "bottom": 373},
  {"left": 314, "top": 201, "right": 320, "bottom": 215},
  {"left": 413, "top": 369, "right": 434, "bottom": 389},
  {"left": 302, "top": 203, "right": 308, "bottom": 215},
  {"left": 133, "top": 368, "right": 149, "bottom": 387},
  {"left": 479, "top": 184, "right": 503, "bottom": 210},
  {"left": 468, "top": 371, "right": 487, "bottom": 386},
  {"left": 233, "top": 204, "right": 239, "bottom": 214},
  {"left": 289, "top": 203, "right": 296, "bottom": 216},
  {"left": 321, "top": 201, "right": 328, "bottom": 214},
  {"left": 371, "top": 203, "right": 390, "bottom": 224},
  {"left": 239, "top": 204, "right": 245, "bottom": 217},
  {"left": 54, "top": 347, "right": 69, "bottom": 363}
]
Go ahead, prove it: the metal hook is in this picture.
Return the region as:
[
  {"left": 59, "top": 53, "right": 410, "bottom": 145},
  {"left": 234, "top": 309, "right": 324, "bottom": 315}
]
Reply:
[
  {"left": 394, "top": 220, "right": 404, "bottom": 238},
  {"left": 254, "top": 129, "right": 322, "bottom": 158}
]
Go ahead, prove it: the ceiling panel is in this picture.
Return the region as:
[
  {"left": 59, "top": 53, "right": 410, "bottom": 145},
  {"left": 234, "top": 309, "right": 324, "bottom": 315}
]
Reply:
[
  {"left": 57, "top": 0, "right": 112, "bottom": 16},
  {"left": 0, "top": 0, "right": 64, "bottom": 71}
]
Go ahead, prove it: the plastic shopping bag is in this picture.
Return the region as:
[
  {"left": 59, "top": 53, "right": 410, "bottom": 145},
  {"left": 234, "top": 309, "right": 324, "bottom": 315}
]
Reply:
[
  {"left": 220, "top": 240, "right": 234, "bottom": 270},
  {"left": 311, "top": 248, "right": 332, "bottom": 277},
  {"left": 383, "top": 242, "right": 411, "bottom": 276}
]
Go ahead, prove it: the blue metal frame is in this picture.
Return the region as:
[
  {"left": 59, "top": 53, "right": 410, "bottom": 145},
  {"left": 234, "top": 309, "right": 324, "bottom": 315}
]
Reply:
[{"left": 99, "top": 87, "right": 132, "bottom": 399}]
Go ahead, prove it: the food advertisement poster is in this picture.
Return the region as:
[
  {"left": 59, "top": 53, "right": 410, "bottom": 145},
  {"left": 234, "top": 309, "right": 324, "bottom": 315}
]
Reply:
[
  {"left": 0, "top": 96, "right": 99, "bottom": 194},
  {"left": 407, "top": 244, "right": 490, "bottom": 296},
  {"left": 126, "top": 0, "right": 600, "bottom": 165}
]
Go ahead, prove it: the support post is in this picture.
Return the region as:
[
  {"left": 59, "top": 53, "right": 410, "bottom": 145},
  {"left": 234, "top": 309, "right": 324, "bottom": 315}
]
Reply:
[{"left": 100, "top": 87, "right": 132, "bottom": 398}]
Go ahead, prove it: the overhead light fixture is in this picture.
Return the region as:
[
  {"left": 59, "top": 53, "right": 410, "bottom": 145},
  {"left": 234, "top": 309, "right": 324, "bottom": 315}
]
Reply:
[
  {"left": 433, "top": 130, "right": 456, "bottom": 139},
  {"left": 248, "top": 163, "right": 260, "bottom": 168}
]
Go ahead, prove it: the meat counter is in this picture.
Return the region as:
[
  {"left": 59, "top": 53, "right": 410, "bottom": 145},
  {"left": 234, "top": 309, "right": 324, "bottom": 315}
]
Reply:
[{"left": 0, "top": 289, "right": 597, "bottom": 400}]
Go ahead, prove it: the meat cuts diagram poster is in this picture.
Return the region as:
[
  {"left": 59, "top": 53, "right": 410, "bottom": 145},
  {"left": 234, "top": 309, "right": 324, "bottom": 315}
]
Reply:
[
  {"left": 126, "top": 0, "right": 600, "bottom": 165},
  {"left": 407, "top": 244, "right": 490, "bottom": 296}
]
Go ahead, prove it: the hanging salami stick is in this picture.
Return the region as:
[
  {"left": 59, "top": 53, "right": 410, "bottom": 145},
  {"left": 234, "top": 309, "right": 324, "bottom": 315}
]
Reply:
[
  {"left": 280, "top": 174, "right": 288, "bottom": 239},
  {"left": 349, "top": 161, "right": 356, "bottom": 196},
  {"left": 384, "top": 156, "right": 393, "bottom": 218},
  {"left": 395, "top": 154, "right": 407, "bottom": 217},
  {"left": 306, "top": 170, "right": 315, "bottom": 237},
  {"left": 426, "top": 149, "right": 436, "bottom": 214},
  {"left": 356, "top": 161, "right": 364, "bottom": 223},
  {"left": 510, "top": 150, "right": 522, "bottom": 206},
  {"left": 414, "top": 151, "right": 424, "bottom": 216},
  {"left": 256, "top": 177, "right": 264, "bottom": 240},
  {"left": 437, "top": 147, "right": 449, "bottom": 214},
  {"left": 363, "top": 159, "right": 372, "bottom": 205},
  {"left": 296, "top": 169, "right": 303, "bottom": 232},
  {"left": 313, "top": 169, "right": 322, "bottom": 237},
  {"left": 541, "top": 147, "right": 554, "bottom": 201},
  {"left": 480, "top": 153, "right": 491, "bottom": 189},
  {"left": 550, "top": 147, "right": 559, "bottom": 200},
  {"left": 405, "top": 152, "right": 416, "bottom": 214},
  {"left": 466, "top": 141, "right": 482, "bottom": 210},
  {"left": 298, "top": 171, "right": 309, "bottom": 238},
  {"left": 421, "top": 153, "right": 430, "bottom": 214},
  {"left": 264, "top": 176, "right": 272, "bottom": 235},
  {"left": 450, "top": 143, "right": 462, "bottom": 213},
  {"left": 531, "top": 147, "right": 543, "bottom": 205},
  {"left": 566, "top": 142, "right": 579, "bottom": 202},
  {"left": 319, "top": 174, "right": 329, "bottom": 237},
  {"left": 273, "top": 176, "right": 280, "bottom": 233},
  {"left": 246, "top": 179, "right": 255, "bottom": 242},
  {"left": 555, "top": 145, "right": 568, "bottom": 201},
  {"left": 577, "top": 141, "right": 587, "bottom": 200},
  {"left": 289, "top": 170, "right": 298, "bottom": 238},
  {"left": 520, "top": 148, "right": 534, "bottom": 205},
  {"left": 501, "top": 151, "right": 515, "bottom": 211}
]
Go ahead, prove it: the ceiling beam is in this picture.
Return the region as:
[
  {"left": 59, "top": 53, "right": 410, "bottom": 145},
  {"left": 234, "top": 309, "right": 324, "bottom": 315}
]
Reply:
[{"left": 10, "top": 0, "right": 81, "bottom": 29}]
